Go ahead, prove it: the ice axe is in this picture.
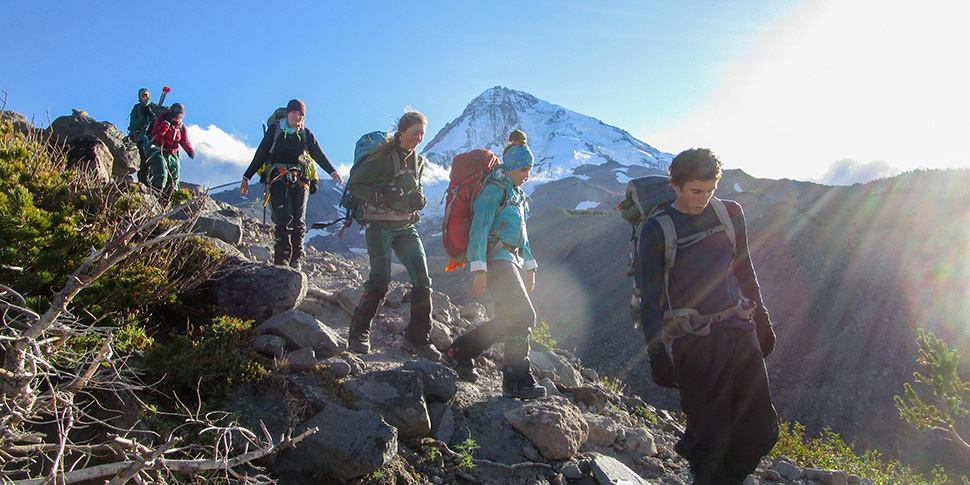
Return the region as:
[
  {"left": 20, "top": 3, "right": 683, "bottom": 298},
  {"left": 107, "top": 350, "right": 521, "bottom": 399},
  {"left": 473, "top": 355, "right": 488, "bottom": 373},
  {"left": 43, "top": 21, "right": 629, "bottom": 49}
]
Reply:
[{"left": 158, "top": 86, "right": 171, "bottom": 107}]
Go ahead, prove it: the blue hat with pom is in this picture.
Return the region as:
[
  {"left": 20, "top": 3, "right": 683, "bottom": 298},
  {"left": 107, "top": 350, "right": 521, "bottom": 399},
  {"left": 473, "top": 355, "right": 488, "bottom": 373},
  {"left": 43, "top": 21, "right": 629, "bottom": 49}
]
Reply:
[{"left": 503, "top": 145, "right": 534, "bottom": 171}]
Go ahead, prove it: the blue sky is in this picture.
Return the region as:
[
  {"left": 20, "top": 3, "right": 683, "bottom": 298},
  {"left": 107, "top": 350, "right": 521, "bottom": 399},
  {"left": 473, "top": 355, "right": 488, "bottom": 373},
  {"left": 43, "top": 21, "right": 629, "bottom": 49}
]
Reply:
[{"left": 4, "top": 0, "right": 968, "bottom": 187}]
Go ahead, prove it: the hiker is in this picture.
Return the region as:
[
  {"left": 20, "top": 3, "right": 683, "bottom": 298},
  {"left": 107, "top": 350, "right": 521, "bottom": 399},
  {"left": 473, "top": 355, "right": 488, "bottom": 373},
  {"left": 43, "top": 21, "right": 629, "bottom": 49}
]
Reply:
[
  {"left": 240, "top": 99, "right": 343, "bottom": 270},
  {"left": 345, "top": 111, "right": 440, "bottom": 361},
  {"left": 146, "top": 103, "right": 194, "bottom": 195},
  {"left": 636, "top": 148, "right": 778, "bottom": 484},
  {"left": 443, "top": 130, "right": 546, "bottom": 400},
  {"left": 127, "top": 87, "right": 159, "bottom": 184}
]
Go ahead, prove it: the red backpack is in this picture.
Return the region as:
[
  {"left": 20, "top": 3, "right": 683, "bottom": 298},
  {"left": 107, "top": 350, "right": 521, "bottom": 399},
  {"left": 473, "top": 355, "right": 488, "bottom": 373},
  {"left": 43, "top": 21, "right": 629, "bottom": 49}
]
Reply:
[{"left": 442, "top": 149, "right": 501, "bottom": 271}]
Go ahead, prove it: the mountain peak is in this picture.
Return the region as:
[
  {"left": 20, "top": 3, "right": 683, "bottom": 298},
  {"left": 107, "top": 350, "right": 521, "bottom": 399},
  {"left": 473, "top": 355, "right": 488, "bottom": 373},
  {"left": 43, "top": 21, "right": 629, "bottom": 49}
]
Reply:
[{"left": 423, "top": 87, "right": 670, "bottom": 182}]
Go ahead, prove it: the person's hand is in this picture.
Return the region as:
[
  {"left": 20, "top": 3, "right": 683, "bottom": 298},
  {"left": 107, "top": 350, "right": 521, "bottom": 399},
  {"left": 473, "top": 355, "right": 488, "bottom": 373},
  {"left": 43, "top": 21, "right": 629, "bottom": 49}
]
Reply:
[
  {"left": 240, "top": 178, "right": 249, "bottom": 195},
  {"left": 330, "top": 171, "right": 343, "bottom": 186},
  {"left": 648, "top": 344, "right": 678, "bottom": 388},
  {"left": 309, "top": 180, "right": 318, "bottom": 194},
  {"left": 525, "top": 268, "right": 536, "bottom": 292},
  {"left": 472, "top": 271, "right": 487, "bottom": 298},
  {"left": 186, "top": 148, "right": 195, "bottom": 159},
  {"left": 754, "top": 309, "right": 776, "bottom": 357},
  {"left": 409, "top": 190, "right": 426, "bottom": 210}
]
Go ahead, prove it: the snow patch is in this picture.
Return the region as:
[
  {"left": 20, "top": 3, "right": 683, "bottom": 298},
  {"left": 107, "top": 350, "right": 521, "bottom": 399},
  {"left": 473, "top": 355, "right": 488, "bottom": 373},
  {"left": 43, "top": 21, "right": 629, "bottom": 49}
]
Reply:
[{"left": 575, "top": 201, "right": 599, "bottom": 211}]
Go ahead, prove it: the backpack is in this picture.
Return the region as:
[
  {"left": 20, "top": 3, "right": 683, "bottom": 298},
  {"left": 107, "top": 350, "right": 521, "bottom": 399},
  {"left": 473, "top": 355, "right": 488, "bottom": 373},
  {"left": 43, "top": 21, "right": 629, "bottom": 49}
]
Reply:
[
  {"left": 336, "top": 131, "right": 388, "bottom": 237},
  {"left": 619, "top": 175, "right": 736, "bottom": 327},
  {"left": 442, "top": 149, "right": 503, "bottom": 271}
]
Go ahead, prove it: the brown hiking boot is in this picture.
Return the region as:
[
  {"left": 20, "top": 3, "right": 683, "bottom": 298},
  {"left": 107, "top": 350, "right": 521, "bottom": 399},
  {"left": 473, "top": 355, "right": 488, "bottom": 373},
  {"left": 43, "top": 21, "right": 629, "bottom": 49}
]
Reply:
[{"left": 403, "top": 339, "right": 441, "bottom": 361}]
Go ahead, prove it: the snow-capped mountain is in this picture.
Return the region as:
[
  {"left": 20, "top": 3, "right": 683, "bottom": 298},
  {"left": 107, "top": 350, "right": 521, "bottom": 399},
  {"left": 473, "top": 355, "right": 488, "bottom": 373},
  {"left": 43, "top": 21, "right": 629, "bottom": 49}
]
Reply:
[
  {"left": 301, "top": 86, "right": 673, "bottom": 250},
  {"left": 424, "top": 86, "right": 670, "bottom": 184}
]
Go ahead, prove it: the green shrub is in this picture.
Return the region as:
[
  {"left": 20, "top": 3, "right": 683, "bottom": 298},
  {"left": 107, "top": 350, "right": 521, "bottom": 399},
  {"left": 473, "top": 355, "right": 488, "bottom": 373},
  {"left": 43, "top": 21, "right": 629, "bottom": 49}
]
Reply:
[
  {"left": 143, "top": 315, "right": 267, "bottom": 407},
  {"left": 771, "top": 421, "right": 968, "bottom": 484}
]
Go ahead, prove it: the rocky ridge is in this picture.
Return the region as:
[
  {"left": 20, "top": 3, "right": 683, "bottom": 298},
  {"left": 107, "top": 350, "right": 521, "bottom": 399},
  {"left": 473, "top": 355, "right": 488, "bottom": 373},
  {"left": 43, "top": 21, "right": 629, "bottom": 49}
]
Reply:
[{"left": 190, "top": 196, "right": 879, "bottom": 484}]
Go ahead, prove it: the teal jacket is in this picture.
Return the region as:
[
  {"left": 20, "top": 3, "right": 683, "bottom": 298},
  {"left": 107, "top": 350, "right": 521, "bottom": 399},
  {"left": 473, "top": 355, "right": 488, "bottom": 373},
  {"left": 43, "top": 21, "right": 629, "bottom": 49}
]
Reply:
[{"left": 467, "top": 168, "right": 537, "bottom": 272}]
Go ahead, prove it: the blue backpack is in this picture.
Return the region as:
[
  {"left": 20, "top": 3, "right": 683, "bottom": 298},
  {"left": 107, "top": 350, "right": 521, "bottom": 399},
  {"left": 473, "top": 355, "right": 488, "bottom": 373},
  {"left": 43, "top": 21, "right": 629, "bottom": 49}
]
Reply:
[{"left": 337, "top": 131, "right": 387, "bottom": 236}]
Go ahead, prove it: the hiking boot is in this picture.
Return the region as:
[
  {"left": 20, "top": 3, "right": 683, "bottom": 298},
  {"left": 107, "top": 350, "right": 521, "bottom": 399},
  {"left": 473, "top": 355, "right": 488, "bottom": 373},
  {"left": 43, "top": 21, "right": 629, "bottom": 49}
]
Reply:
[
  {"left": 289, "top": 260, "right": 302, "bottom": 271},
  {"left": 403, "top": 339, "right": 441, "bottom": 361},
  {"left": 348, "top": 334, "right": 370, "bottom": 354},
  {"left": 502, "top": 366, "right": 546, "bottom": 400},
  {"left": 442, "top": 349, "right": 480, "bottom": 383},
  {"left": 348, "top": 290, "right": 385, "bottom": 356}
]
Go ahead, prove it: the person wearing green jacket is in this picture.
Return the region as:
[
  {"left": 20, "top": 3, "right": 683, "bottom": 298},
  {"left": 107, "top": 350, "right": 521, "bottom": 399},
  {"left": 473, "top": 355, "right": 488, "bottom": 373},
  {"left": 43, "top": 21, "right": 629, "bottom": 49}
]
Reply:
[
  {"left": 345, "top": 111, "right": 439, "bottom": 361},
  {"left": 443, "top": 130, "right": 546, "bottom": 400},
  {"left": 127, "top": 88, "right": 159, "bottom": 184}
]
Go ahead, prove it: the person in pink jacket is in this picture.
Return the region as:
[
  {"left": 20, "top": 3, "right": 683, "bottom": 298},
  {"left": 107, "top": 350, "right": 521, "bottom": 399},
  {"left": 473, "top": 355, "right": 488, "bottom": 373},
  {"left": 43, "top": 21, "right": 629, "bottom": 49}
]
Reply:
[{"left": 147, "top": 103, "right": 195, "bottom": 195}]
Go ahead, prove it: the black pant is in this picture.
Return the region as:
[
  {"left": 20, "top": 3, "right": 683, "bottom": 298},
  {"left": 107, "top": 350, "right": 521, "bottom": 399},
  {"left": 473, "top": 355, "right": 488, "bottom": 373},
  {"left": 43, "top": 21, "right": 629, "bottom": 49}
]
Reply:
[
  {"left": 672, "top": 325, "right": 779, "bottom": 485},
  {"left": 449, "top": 260, "right": 536, "bottom": 374},
  {"left": 269, "top": 178, "right": 308, "bottom": 264}
]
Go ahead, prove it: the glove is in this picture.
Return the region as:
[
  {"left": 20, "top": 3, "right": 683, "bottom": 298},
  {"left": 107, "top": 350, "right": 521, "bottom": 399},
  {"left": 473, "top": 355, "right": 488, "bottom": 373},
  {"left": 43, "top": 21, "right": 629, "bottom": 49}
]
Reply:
[
  {"left": 186, "top": 148, "right": 195, "bottom": 159},
  {"left": 648, "top": 344, "right": 678, "bottom": 389},
  {"left": 409, "top": 190, "right": 426, "bottom": 210},
  {"left": 309, "top": 180, "right": 318, "bottom": 195},
  {"left": 754, "top": 308, "right": 776, "bottom": 357}
]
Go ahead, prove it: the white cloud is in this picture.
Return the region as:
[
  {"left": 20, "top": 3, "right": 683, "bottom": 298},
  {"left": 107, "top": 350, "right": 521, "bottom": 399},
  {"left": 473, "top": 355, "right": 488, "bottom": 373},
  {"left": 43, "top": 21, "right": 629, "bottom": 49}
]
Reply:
[
  {"left": 649, "top": 0, "right": 970, "bottom": 183},
  {"left": 184, "top": 124, "right": 255, "bottom": 167}
]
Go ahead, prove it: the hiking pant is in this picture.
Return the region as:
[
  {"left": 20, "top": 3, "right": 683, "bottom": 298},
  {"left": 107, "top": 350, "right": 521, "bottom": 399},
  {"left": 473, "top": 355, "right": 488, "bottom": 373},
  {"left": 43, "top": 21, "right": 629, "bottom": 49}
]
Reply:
[
  {"left": 149, "top": 149, "right": 180, "bottom": 193},
  {"left": 269, "top": 178, "right": 308, "bottom": 265},
  {"left": 136, "top": 139, "right": 151, "bottom": 184},
  {"left": 448, "top": 260, "right": 536, "bottom": 380},
  {"left": 361, "top": 224, "right": 433, "bottom": 345},
  {"left": 671, "top": 325, "right": 779, "bottom": 485}
]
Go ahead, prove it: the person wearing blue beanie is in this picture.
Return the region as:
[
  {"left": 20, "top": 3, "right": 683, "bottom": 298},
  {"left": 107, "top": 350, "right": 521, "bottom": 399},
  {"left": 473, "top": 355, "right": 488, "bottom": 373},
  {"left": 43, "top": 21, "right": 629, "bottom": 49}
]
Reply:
[{"left": 443, "top": 129, "right": 546, "bottom": 400}]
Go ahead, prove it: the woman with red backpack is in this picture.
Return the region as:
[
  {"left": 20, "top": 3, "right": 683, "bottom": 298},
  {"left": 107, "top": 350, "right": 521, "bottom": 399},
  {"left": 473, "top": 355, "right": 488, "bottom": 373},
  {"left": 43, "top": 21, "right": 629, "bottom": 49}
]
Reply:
[{"left": 443, "top": 130, "right": 546, "bottom": 400}]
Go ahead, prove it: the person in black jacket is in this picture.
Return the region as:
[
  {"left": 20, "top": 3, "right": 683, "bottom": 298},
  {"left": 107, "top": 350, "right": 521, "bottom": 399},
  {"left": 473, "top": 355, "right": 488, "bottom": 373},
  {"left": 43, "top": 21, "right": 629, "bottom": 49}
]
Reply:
[
  {"left": 240, "top": 99, "right": 343, "bottom": 270},
  {"left": 636, "top": 148, "right": 778, "bottom": 485}
]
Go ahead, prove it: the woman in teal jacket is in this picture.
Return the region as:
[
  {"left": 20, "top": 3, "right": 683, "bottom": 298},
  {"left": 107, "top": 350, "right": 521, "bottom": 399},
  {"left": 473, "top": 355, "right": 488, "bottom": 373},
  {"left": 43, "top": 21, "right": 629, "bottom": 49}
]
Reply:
[{"left": 445, "top": 130, "right": 545, "bottom": 400}]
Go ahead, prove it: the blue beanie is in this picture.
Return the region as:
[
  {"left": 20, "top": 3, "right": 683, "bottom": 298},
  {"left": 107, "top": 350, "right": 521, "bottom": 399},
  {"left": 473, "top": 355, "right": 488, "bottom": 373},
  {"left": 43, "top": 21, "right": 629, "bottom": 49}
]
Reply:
[{"left": 503, "top": 145, "right": 534, "bottom": 171}]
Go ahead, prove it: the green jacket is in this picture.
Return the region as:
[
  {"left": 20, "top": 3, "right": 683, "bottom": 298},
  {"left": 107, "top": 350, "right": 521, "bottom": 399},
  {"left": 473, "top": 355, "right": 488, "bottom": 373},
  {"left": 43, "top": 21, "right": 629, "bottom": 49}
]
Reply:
[
  {"left": 128, "top": 102, "right": 159, "bottom": 138},
  {"left": 347, "top": 146, "right": 425, "bottom": 230}
]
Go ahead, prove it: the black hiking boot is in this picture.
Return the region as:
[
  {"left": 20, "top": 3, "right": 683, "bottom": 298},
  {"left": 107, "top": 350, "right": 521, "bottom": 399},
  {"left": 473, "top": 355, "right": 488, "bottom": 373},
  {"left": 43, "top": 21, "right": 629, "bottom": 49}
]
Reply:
[
  {"left": 443, "top": 348, "right": 480, "bottom": 383},
  {"left": 502, "top": 366, "right": 546, "bottom": 400},
  {"left": 348, "top": 290, "right": 385, "bottom": 355}
]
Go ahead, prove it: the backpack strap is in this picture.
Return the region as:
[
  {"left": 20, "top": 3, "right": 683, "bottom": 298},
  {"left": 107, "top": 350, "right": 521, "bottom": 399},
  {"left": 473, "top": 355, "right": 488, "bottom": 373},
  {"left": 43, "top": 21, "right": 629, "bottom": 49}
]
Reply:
[{"left": 708, "top": 198, "right": 736, "bottom": 259}]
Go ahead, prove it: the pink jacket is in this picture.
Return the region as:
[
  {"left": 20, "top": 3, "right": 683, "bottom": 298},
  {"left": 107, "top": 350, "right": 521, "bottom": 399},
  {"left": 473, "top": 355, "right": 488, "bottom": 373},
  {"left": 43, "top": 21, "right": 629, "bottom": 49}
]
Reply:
[{"left": 151, "top": 118, "right": 194, "bottom": 156}]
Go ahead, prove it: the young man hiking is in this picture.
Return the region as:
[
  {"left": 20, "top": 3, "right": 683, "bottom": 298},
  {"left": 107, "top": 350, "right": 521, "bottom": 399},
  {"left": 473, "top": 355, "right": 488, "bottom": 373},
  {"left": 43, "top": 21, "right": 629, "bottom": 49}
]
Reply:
[{"left": 636, "top": 148, "right": 778, "bottom": 484}]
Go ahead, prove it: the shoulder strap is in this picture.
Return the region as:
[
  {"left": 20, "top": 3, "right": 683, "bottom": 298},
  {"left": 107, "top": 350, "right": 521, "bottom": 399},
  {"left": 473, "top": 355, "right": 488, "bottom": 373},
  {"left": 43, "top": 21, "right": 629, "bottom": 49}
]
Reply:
[
  {"left": 708, "top": 198, "right": 736, "bottom": 259},
  {"left": 656, "top": 213, "right": 678, "bottom": 313}
]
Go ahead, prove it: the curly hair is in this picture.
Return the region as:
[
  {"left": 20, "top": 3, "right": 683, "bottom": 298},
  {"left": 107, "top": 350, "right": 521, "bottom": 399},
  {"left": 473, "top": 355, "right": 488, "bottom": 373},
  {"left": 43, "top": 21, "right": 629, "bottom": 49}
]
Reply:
[{"left": 669, "top": 148, "right": 722, "bottom": 187}]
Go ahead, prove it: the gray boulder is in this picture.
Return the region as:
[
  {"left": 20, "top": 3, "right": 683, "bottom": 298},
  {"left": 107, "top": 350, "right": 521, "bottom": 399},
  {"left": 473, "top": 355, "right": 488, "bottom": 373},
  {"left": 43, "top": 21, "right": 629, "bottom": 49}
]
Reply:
[
  {"left": 589, "top": 453, "right": 649, "bottom": 485},
  {"left": 1, "top": 110, "right": 41, "bottom": 138},
  {"left": 207, "top": 258, "right": 307, "bottom": 322},
  {"left": 505, "top": 396, "right": 589, "bottom": 460},
  {"left": 46, "top": 109, "right": 139, "bottom": 178},
  {"left": 350, "top": 369, "right": 431, "bottom": 440},
  {"left": 256, "top": 309, "right": 345, "bottom": 358},
  {"left": 275, "top": 405, "right": 398, "bottom": 481},
  {"left": 402, "top": 360, "right": 458, "bottom": 402}
]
